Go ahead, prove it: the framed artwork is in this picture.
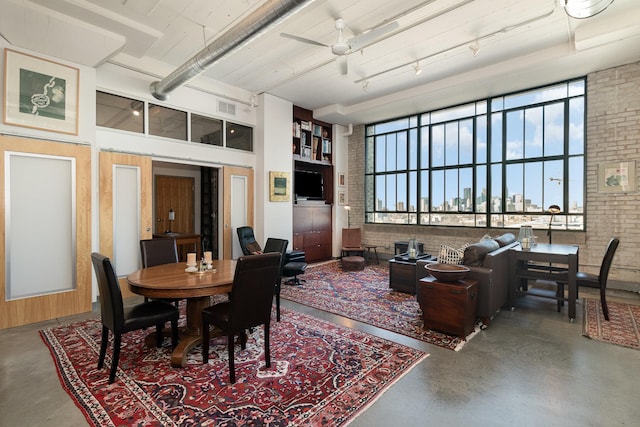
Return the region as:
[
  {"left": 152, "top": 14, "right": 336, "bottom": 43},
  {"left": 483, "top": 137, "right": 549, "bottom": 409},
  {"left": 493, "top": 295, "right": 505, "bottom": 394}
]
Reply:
[
  {"left": 338, "top": 173, "right": 346, "bottom": 187},
  {"left": 598, "top": 161, "right": 636, "bottom": 193},
  {"left": 338, "top": 191, "right": 347, "bottom": 205},
  {"left": 269, "top": 171, "right": 290, "bottom": 202},
  {"left": 3, "top": 49, "right": 79, "bottom": 135}
]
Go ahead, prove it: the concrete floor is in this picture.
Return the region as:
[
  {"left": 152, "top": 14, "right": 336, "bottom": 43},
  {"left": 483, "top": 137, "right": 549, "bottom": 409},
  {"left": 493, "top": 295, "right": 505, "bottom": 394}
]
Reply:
[{"left": 1, "top": 287, "right": 639, "bottom": 426}]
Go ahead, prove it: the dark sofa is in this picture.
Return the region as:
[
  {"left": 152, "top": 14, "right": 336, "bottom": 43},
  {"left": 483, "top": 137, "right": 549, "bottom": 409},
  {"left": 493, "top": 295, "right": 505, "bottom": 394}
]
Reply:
[{"left": 416, "top": 233, "right": 517, "bottom": 326}]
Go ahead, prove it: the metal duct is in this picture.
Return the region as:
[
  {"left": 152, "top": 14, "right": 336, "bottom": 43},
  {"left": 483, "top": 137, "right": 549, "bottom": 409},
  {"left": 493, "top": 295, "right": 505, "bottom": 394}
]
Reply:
[{"left": 150, "top": 0, "right": 315, "bottom": 100}]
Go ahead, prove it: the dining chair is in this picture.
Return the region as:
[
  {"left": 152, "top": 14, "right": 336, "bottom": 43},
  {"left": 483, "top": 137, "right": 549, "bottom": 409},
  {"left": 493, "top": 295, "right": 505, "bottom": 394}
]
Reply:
[
  {"left": 556, "top": 237, "right": 620, "bottom": 321},
  {"left": 91, "top": 252, "right": 179, "bottom": 384},
  {"left": 201, "top": 252, "right": 281, "bottom": 383},
  {"left": 263, "top": 237, "right": 289, "bottom": 322},
  {"left": 140, "top": 238, "right": 181, "bottom": 307}
]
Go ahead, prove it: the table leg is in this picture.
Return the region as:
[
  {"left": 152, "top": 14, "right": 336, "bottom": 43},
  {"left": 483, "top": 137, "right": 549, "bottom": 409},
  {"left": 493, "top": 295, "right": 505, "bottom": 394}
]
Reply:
[
  {"left": 508, "top": 252, "right": 516, "bottom": 310},
  {"left": 170, "top": 296, "right": 211, "bottom": 367},
  {"left": 568, "top": 253, "right": 577, "bottom": 322}
]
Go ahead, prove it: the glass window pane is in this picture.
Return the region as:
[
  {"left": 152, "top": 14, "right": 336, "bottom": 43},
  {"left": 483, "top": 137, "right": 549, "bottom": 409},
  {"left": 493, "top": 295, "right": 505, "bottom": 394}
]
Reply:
[
  {"left": 96, "top": 91, "right": 144, "bottom": 133},
  {"left": 397, "top": 132, "right": 407, "bottom": 170},
  {"left": 568, "top": 156, "right": 584, "bottom": 213},
  {"left": 459, "top": 119, "right": 473, "bottom": 165},
  {"left": 524, "top": 162, "right": 543, "bottom": 211},
  {"left": 445, "top": 169, "right": 458, "bottom": 211},
  {"left": 420, "top": 171, "right": 429, "bottom": 213},
  {"left": 365, "top": 175, "right": 374, "bottom": 211},
  {"left": 408, "top": 129, "right": 418, "bottom": 170},
  {"left": 386, "top": 175, "right": 397, "bottom": 211},
  {"left": 476, "top": 165, "right": 487, "bottom": 213},
  {"left": 524, "top": 107, "right": 543, "bottom": 158},
  {"left": 476, "top": 115, "right": 487, "bottom": 164},
  {"left": 226, "top": 122, "right": 253, "bottom": 151},
  {"left": 543, "top": 159, "right": 564, "bottom": 210},
  {"left": 544, "top": 103, "right": 564, "bottom": 156},
  {"left": 191, "top": 114, "right": 222, "bottom": 145},
  {"left": 504, "top": 82, "right": 567, "bottom": 109},
  {"left": 459, "top": 168, "right": 472, "bottom": 211},
  {"left": 491, "top": 113, "right": 502, "bottom": 161},
  {"left": 397, "top": 173, "right": 407, "bottom": 211},
  {"left": 374, "top": 118, "right": 410, "bottom": 133},
  {"left": 420, "top": 127, "right": 430, "bottom": 168},
  {"left": 431, "top": 170, "right": 444, "bottom": 211},
  {"left": 375, "top": 135, "right": 386, "bottom": 172},
  {"left": 432, "top": 124, "right": 444, "bottom": 167},
  {"left": 506, "top": 163, "right": 523, "bottom": 211},
  {"left": 408, "top": 171, "right": 417, "bottom": 212},
  {"left": 506, "top": 110, "right": 523, "bottom": 160},
  {"left": 365, "top": 136, "right": 375, "bottom": 174},
  {"left": 569, "top": 98, "right": 584, "bottom": 155},
  {"left": 149, "top": 104, "right": 187, "bottom": 140},
  {"left": 490, "top": 163, "right": 502, "bottom": 213},
  {"left": 387, "top": 134, "right": 397, "bottom": 171},
  {"left": 445, "top": 122, "right": 458, "bottom": 166},
  {"left": 376, "top": 175, "right": 386, "bottom": 210}
]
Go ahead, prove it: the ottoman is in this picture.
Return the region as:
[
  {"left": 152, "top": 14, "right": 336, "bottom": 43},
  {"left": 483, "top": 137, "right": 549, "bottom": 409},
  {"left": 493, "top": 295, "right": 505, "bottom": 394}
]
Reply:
[{"left": 342, "top": 256, "right": 365, "bottom": 271}]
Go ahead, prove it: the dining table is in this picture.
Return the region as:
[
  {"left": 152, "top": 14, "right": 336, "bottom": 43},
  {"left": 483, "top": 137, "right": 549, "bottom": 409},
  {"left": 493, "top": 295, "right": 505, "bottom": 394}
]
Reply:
[
  {"left": 127, "top": 259, "right": 236, "bottom": 367},
  {"left": 508, "top": 243, "right": 579, "bottom": 322}
]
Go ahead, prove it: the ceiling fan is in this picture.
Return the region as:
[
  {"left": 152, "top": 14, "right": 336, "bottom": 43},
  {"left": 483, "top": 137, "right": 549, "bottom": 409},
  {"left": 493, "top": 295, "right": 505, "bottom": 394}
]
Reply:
[{"left": 280, "top": 18, "right": 399, "bottom": 76}]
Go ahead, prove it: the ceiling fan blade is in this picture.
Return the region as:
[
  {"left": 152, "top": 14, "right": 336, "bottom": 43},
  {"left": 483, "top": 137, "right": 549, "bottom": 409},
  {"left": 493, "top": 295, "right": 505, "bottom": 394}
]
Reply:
[
  {"left": 280, "top": 32, "right": 329, "bottom": 48},
  {"left": 337, "top": 55, "right": 348, "bottom": 76},
  {"left": 348, "top": 21, "right": 399, "bottom": 51}
]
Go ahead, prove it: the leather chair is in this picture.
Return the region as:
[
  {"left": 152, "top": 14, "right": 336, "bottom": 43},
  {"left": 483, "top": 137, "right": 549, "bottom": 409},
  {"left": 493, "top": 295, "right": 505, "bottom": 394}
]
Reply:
[
  {"left": 556, "top": 237, "right": 620, "bottom": 321},
  {"left": 263, "top": 237, "right": 289, "bottom": 322},
  {"left": 91, "top": 253, "right": 179, "bottom": 384},
  {"left": 201, "top": 252, "right": 281, "bottom": 383},
  {"left": 341, "top": 228, "right": 365, "bottom": 257},
  {"left": 140, "top": 238, "right": 181, "bottom": 306},
  {"left": 283, "top": 260, "right": 306, "bottom": 286},
  {"left": 237, "top": 226, "right": 262, "bottom": 255}
]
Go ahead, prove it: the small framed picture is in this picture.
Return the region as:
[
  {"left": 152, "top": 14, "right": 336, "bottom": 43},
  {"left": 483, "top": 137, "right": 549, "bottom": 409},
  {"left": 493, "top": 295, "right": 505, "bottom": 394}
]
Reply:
[
  {"left": 598, "top": 161, "right": 636, "bottom": 193},
  {"left": 338, "top": 173, "right": 346, "bottom": 187},
  {"left": 269, "top": 171, "right": 290, "bottom": 202},
  {"left": 3, "top": 49, "right": 79, "bottom": 135},
  {"left": 338, "top": 191, "right": 347, "bottom": 205}
]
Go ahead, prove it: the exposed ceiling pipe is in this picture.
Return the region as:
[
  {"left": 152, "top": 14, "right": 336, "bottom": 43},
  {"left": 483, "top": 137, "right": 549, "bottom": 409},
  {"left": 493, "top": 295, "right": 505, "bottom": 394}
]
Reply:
[{"left": 150, "top": 0, "right": 316, "bottom": 100}]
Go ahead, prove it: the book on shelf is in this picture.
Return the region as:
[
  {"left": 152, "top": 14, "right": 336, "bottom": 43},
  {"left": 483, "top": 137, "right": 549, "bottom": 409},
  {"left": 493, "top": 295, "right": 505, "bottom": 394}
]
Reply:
[
  {"left": 313, "top": 124, "right": 322, "bottom": 137},
  {"left": 301, "top": 121, "right": 311, "bottom": 131},
  {"left": 322, "top": 138, "right": 331, "bottom": 154},
  {"left": 293, "top": 122, "right": 301, "bottom": 138}
]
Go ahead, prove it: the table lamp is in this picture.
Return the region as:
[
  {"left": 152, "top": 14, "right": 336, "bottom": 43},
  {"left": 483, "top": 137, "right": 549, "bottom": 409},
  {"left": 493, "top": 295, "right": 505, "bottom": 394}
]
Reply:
[{"left": 547, "top": 204, "right": 561, "bottom": 244}]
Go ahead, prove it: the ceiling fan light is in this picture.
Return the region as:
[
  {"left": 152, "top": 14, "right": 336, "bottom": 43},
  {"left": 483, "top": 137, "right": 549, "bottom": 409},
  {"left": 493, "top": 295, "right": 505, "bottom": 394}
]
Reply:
[{"left": 564, "top": 0, "right": 615, "bottom": 19}]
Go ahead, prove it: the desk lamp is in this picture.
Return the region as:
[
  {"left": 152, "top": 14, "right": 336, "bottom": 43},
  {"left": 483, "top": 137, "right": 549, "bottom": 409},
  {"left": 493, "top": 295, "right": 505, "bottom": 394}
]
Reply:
[{"left": 547, "top": 204, "right": 561, "bottom": 244}]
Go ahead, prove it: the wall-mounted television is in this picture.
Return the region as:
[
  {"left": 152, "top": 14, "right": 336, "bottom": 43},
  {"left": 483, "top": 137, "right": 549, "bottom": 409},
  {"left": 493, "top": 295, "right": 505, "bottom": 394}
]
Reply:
[{"left": 294, "top": 170, "right": 324, "bottom": 200}]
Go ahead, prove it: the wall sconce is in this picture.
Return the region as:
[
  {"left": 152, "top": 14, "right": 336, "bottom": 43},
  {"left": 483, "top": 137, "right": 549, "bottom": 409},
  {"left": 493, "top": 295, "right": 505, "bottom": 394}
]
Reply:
[
  {"left": 167, "top": 208, "right": 175, "bottom": 233},
  {"left": 547, "top": 204, "right": 561, "bottom": 244},
  {"left": 344, "top": 205, "right": 351, "bottom": 229}
]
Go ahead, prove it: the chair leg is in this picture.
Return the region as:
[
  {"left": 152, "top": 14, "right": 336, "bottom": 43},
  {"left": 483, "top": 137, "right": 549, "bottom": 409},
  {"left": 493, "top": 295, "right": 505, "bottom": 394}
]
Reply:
[
  {"left": 275, "top": 283, "right": 281, "bottom": 322},
  {"left": 98, "top": 326, "right": 109, "bottom": 369},
  {"left": 264, "top": 323, "right": 271, "bottom": 369},
  {"left": 202, "top": 314, "right": 210, "bottom": 363},
  {"left": 155, "top": 324, "right": 164, "bottom": 347},
  {"left": 600, "top": 287, "right": 610, "bottom": 321},
  {"left": 109, "top": 334, "right": 121, "bottom": 384},
  {"left": 171, "top": 318, "right": 179, "bottom": 348},
  {"left": 228, "top": 333, "right": 236, "bottom": 383}
]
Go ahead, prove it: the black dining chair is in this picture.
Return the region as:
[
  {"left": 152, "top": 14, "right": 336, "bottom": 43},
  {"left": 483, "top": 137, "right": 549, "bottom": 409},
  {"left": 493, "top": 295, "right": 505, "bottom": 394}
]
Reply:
[
  {"left": 201, "top": 252, "right": 281, "bottom": 383},
  {"left": 263, "top": 237, "right": 289, "bottom": 322},
  {"left": 91, "top": 252, "right": 179, "bottom": 384},
  {"left": 140, "top": 238, "right": 182, "bottom": 307},
  {"left": 556, "top": 237, "right": 620, "bottom": 321}
]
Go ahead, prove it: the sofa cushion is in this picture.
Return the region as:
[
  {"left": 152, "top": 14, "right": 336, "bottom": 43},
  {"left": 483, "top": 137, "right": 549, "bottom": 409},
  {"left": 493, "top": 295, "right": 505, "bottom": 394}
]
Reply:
[
  {"left": 494, "top": 233, "right": 516, "bottom": 247},
  {"left": 438, "top": 243, "right": 469, "bottom": 264},
  {"left": 462, "top": 240, "right": 500, "bottom": 266}
]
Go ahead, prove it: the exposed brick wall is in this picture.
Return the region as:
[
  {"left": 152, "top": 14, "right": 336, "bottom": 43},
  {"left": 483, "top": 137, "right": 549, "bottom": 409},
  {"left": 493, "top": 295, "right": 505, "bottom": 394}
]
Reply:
[{"left": 346, "top": 61, "right": 640, "bottom": 291}]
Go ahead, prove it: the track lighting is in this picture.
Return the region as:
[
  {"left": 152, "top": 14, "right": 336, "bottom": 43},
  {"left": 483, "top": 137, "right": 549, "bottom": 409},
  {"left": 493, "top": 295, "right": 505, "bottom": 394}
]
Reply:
[
  {"left": 469, "top": 40, "right": 480, "bottom": 56},
  {"left": 362, "top": 80, "right": 369, "bottom": 92},
  {"left": 414, "top": 62, "right": 423, "bottom": 76},
  {"left": 564, "top": 0, "right": 615, "bottom": 19}
]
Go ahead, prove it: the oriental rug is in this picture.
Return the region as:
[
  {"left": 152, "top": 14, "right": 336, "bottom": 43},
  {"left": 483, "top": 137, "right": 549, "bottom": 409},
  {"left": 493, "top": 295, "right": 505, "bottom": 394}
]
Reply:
[
  {"left": 281, "top": 262, "right": 480, "bottom": 351},
  {"left": 583, "top": 298, "right": 640, "bottom": 350},
  {"left": 40, "top": 308, "right": 427, "bottom": 427}
]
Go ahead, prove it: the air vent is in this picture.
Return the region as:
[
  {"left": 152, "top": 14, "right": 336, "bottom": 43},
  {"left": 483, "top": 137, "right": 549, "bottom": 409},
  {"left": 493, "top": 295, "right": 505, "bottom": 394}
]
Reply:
[{"left": 218, "top": 101, "right": 236, "bottom": 116}]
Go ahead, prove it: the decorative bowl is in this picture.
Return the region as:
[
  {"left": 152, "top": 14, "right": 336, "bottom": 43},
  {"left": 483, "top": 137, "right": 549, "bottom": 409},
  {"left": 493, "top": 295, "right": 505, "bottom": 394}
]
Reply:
[{"left": 424, "top": 263, "right": 470, "bottom": 282}]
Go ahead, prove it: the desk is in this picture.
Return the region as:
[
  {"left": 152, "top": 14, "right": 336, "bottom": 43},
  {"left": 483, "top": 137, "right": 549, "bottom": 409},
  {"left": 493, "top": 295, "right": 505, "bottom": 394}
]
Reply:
[
  {"left": 508, "top": 243, "right": 578, "bottom": 321},
  {"left": 153, "top": 233, "right": 201, "bottom": 262},
  {"left": 127, "top": 260, "right": 236, "bottom": 367}
]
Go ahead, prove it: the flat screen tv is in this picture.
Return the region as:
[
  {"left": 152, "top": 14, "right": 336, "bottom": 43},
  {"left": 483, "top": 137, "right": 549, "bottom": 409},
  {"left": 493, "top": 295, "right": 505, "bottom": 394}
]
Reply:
[{"left": 294, "top": 170, "right": 323, "bottom": 200}]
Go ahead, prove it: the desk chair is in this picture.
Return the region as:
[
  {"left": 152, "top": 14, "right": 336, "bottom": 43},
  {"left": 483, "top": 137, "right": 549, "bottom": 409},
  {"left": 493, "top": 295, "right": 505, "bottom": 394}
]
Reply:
[
  {"left": 263, "top": 238, "right": 289, "bottom": 322},
  {"left": 201, "top": 252, "right": 281, "bottom": 383},
  {"left": 91, "top": 253, "right": 179, "bottom": 384}
]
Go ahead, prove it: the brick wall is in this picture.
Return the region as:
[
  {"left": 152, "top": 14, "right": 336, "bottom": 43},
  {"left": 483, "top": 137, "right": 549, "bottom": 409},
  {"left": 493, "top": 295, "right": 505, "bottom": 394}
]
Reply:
[{"left": 346, "top": 61, "right": 640, "bottom": 291}]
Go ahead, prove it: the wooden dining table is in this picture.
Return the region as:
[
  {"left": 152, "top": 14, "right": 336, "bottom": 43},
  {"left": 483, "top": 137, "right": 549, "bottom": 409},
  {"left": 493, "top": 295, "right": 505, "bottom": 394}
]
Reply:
[{"left": 127, "top": 259, "right": 236, "bottom": 367}]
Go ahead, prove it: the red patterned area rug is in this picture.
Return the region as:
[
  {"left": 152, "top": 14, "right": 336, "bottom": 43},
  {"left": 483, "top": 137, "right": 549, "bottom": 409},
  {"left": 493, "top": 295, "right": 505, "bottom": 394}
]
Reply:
[
  {"left": 40, "top": 308, "right": 427, "bottom": 426},
  {"left": 281, "top": 262, "right": 480, "bottom": 351},
  {"left": 583, "top": 299, "right": 640, "bottom": 350}
]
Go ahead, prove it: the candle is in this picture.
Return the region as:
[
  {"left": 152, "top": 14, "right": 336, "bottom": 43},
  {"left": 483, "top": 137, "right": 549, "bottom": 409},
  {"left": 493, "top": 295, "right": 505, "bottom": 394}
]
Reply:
[
  {"left": 204, "top": 251, "right": 212, "bottom": 263},
  {"left": 187, "top": 253, "right": 196, "bottom": 266}
]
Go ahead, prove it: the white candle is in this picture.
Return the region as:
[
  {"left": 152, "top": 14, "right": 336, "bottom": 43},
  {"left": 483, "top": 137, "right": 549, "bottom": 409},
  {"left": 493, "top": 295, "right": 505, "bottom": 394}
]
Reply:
[
  {"left": 187, "top": 253, "right": 196, "bottom": 265},
  {"left": 204, "top": 251, "right": 212, "bottom": 263}
]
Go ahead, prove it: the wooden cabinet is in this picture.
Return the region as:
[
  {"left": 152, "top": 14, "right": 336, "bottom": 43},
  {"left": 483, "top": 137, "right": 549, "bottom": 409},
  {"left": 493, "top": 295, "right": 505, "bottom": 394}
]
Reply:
[
  {"left": 418, "top": 277, "right": 478, "bottom": 338},
  {"left": 293, "top": 202, "right": 332, "bottom": 263}
]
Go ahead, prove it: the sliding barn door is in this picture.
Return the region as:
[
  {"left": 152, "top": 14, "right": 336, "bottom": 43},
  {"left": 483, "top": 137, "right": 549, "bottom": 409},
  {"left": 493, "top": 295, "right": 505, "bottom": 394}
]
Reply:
[
  {"left": 222, "top": 166, "right": 254, "bottom": 260},
  {"left": 99, "top": 151, "right": 152, "bottom": 299},
  {"left": 0, "top": 135, "right": 91, "bottom": 329}
]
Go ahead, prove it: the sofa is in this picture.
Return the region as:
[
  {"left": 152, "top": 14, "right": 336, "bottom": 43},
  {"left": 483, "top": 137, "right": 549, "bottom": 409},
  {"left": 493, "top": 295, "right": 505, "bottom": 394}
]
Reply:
[{"left": 416, "top": 233, "right": 517, "bottom": 326}]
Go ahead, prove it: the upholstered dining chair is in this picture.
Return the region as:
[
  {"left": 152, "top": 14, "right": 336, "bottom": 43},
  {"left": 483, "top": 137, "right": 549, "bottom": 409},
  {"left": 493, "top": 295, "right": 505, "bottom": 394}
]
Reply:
[
  {"left": 263, "top": 237, "right": 289, "bottom": 322},
  {"left": 91, "top": 252, "right": 179, "bottom": 384},
  {"left": 556, "top": 237, "right": 620, "bottom": 321},
  {"left": 140, "top": 238, "right": 181, "bottom": 306},
  {"left": 341, "top": 227, "right": 365, "bottom": 257},
  {"left": 237, "top": 226, "right": 262, "bottom": 255},
  {"left": 201, "top": 252, "right": 281, "bottom": 383}
]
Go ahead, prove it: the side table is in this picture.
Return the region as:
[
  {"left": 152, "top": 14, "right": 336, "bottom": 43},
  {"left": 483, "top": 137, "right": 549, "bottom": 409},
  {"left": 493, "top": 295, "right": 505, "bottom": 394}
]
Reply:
[
  {"left": 418, "top": 276, "right": 478, "bottom": 338},
  {"left": 364, "top": 244, "right": 379, "bottom": 265}
]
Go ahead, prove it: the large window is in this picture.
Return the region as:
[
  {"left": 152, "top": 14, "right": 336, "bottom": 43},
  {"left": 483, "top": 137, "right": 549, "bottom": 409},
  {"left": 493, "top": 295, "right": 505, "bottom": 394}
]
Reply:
[{"left": 365, "top": 79, "right": 585, "bottom": 231}]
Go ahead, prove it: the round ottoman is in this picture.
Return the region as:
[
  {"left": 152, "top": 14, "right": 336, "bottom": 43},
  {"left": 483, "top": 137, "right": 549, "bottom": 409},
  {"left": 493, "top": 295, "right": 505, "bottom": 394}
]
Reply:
[{"left": 342, "top": 256, "right": 365, "bottom": 271}]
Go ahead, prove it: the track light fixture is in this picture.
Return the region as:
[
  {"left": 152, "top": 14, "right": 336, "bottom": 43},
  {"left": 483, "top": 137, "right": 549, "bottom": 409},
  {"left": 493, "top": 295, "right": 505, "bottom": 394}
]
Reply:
[
  {"left": 414, "top": 62, "right": 423, "bottom": 76},
  {"left": 469, "top": 40, "right": 480, "bottom": 56},
  {"left": 362, "top": 80, "right": 369, "bottom": 92},
  {"left": 564, "top": 0, "right": 615, "bottom": 19}
]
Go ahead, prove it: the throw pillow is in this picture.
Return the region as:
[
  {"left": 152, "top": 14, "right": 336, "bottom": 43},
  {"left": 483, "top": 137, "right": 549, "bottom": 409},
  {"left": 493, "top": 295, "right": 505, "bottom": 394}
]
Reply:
[
  {"left": 438, "top": 243, "right": 469, "bottom": 264},
  {"left": 246, "top": 241, "right": 263, "bottom": 254},
  {"left": 494, "top": 233, "right": 516, "bottom": 247}
]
